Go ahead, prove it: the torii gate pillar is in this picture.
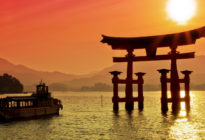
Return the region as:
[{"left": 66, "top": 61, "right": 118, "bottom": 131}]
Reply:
[
  {"left": 170, "top": 45, "right": 181, "bottom": 110},
  {"left": 125, "top": 49, "right": 134, "bottom": 111}
]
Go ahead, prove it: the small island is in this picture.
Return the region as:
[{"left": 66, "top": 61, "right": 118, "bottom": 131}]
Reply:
[{"left": 0, "top": 73, "right": 23, "bottom": 94}]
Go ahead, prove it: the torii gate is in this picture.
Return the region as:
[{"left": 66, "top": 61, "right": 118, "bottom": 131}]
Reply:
[{"left": 101, "top": 26, "right": 205, "bottom": 112}]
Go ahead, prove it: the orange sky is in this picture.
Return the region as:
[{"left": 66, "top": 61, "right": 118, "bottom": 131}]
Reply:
[{"left": 0, "top": 0, "right": 205, "bottom": 74}]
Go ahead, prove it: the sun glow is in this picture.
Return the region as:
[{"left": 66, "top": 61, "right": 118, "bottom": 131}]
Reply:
[{"left": 166, "top": 0, "right": 197, "bottom": 25}]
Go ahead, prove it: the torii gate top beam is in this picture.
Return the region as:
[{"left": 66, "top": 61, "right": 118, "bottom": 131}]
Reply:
[{"left": 101, "top": 26, "right": 205, "bottom": 57}]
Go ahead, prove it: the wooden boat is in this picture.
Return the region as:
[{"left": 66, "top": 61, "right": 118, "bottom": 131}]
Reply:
[{"left": 0, "top": 82, "right": 63, "bottom": 121}]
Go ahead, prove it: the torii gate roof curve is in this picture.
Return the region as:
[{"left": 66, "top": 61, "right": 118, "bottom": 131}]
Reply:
[{"left": 101, "top": 26, "right": 205, "bottom": 57}]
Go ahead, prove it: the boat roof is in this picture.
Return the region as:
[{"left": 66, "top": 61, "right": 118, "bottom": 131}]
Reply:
[
  {"left": 6, "top": 96, "right": 36, "bottom": 101},
  {"left": 101, "top": 26, "right": 205, "bottom": 50}
]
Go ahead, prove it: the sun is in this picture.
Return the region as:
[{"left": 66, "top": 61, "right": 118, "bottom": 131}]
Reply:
[{"left": 166, "top": 0, "right": 197, "bottom": 25}]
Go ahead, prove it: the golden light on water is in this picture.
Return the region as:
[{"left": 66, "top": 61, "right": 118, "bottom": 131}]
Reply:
[
  {"left": 169, "top": 93, "right": 199, "bottom": 139},
  {"left": 180, "top": 91, "right": 185, "bottom": 98},
  {"left": 170, "top": 117, "right": 199, "bottom": 139},
  {"left": 166, "top": 0, "right": 197, "bottom": 25},
  {"left": 168, "top": 91, "right": 186, "bottom": 98},
  {"left": 179, "top": 102, "right": 186, "bottom": 117}
]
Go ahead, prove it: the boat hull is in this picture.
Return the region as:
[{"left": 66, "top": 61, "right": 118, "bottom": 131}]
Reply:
[{"left": 0, "top": 106, "right": 60, "bottom": 121}]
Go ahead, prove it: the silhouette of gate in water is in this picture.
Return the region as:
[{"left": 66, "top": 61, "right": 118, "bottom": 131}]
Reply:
[{"left": 101, "top": 26, "right": 205, "bottom": 112}]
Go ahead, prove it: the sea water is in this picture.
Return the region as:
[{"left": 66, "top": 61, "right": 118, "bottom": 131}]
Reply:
[{"left": 0, "top": 91, "right": 205, "bottom": 139}]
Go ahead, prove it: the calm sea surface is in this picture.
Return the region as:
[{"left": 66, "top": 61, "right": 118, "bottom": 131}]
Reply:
[{"left": 0, "top": 91, "right": 205, "bottom": 139}]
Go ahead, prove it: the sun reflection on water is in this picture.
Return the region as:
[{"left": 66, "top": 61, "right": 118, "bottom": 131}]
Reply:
[
  {"left": 179, "top": 102, "right": 187, "bottom": 118},
  {"left": 167, "top": 90, "right": 190, "bottom": 98},
  {"left": 180, "top": 91, "right": 185, "bottom": 98},
  {"left": 169, "top": 118, "right": 199, "bottom": 139},
  {"left": 169, "top": 91, "right": 200, "bottom": 139}
]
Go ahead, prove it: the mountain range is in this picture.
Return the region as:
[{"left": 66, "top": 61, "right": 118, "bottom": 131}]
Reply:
[{"left": 0, "top": 56, "right": 205, "bottom": 91}]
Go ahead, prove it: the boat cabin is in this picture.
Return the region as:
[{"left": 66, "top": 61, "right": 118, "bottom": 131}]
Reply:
[{"left": 0, "top": 83, "right": 55, "bottom": 110}]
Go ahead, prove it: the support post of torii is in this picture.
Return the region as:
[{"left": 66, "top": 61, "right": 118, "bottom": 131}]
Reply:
[
  {"left": 125, "top": 49, "right": 134, "bottom": 111},
  {"left": 170, "top": 45, "right": 181, "bottom": 111},
  {"left": 158, "top": 68, "right": 193, "bottom": 112},
  {"left": 158, "top": 69, "right": 169, "bottom": 112},
  {"left": 110, "top": 70, "right": 146, "bottom": 111},
  {"left": 110, "top": 71, "right": 121, "bottom": 111},
  {"left": 135, "top": 72, "right": 145, "bottom": 110},
  {"left": 181, "top": 70, "right": 192, "bottom": 110}
]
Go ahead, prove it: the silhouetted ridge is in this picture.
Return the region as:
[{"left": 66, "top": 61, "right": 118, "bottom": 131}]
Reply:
[{"left": 0, "top": 73, "right": 23, "bottom": 93}]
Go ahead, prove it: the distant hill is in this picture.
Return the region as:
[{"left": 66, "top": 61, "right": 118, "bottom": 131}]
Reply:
[
  {"left": 1, "top": 56, "right": 205, "bottom": 91},
  {"left": 0, "top": 58, "right": 78, "bottom": 91},
  {"left": 63, "top": 55, "right": 205, "bottom": 90}
]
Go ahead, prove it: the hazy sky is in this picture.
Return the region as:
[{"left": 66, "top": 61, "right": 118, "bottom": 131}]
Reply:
[{"left": 0, "top": 0, "right": 205, "bottom": 74}]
